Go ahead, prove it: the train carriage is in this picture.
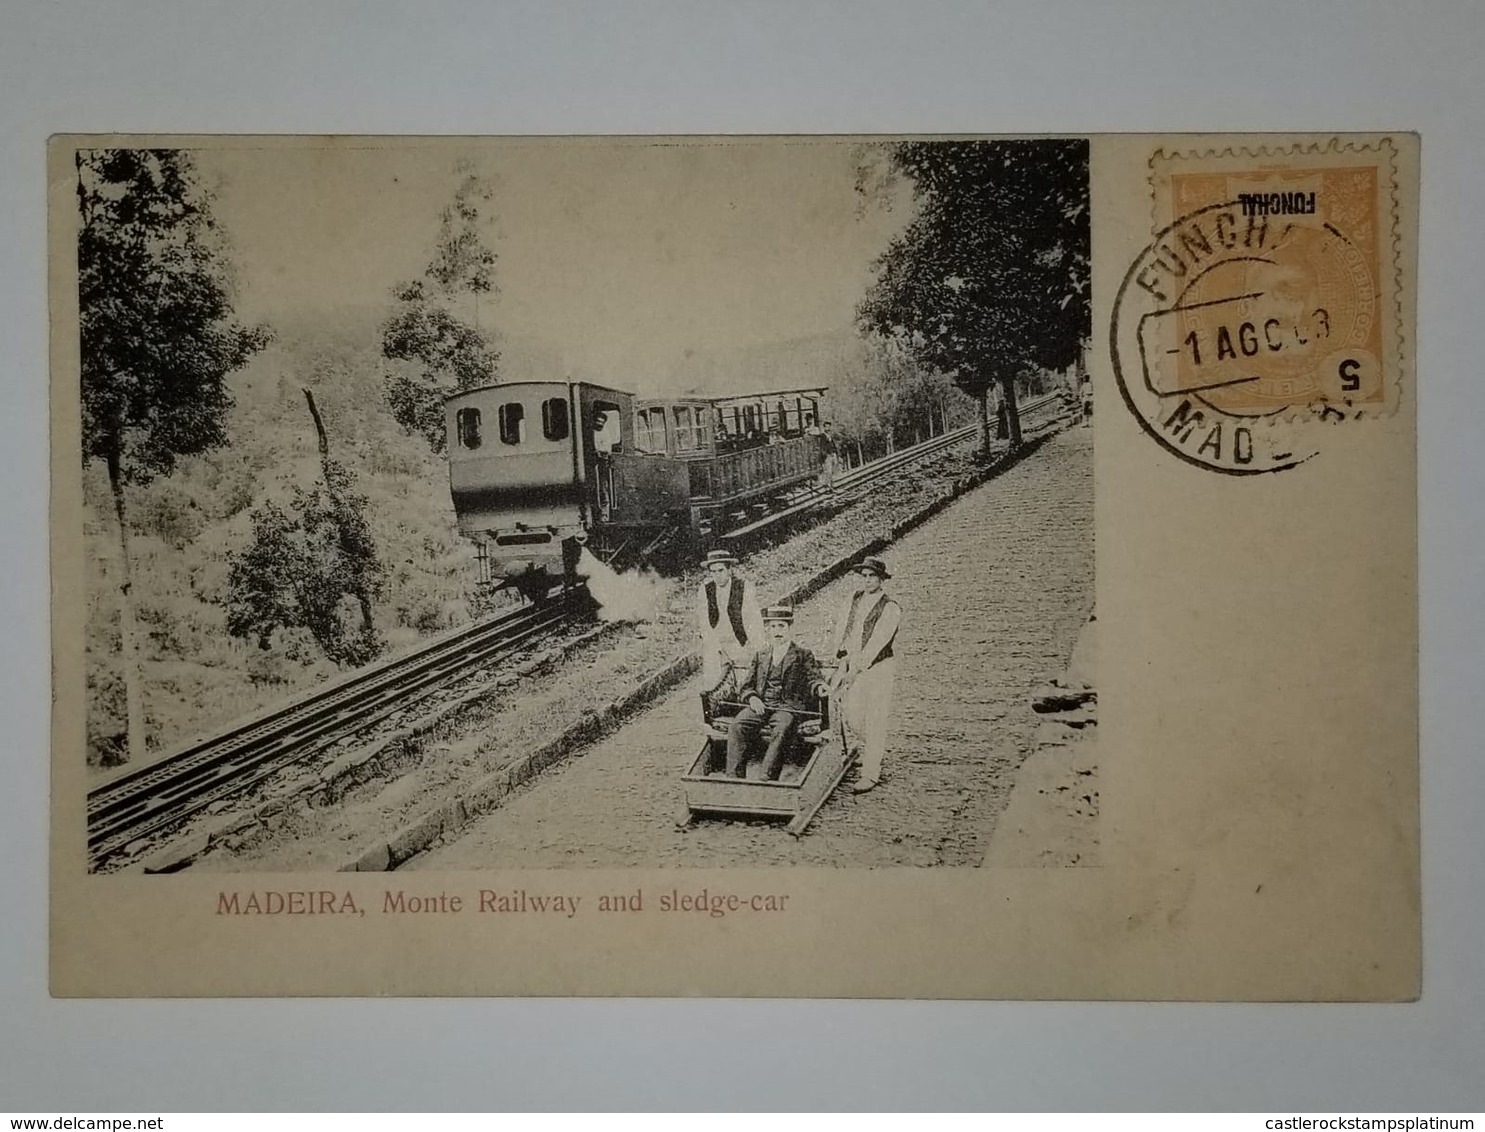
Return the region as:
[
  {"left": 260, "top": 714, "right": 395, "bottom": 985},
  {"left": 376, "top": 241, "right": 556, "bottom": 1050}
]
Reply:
[
  {"left": 447, "top": 380, "right": 633, "bottom": 594},
  {"left": 446, "top": 379, "right": 830, "bottom": 595}
]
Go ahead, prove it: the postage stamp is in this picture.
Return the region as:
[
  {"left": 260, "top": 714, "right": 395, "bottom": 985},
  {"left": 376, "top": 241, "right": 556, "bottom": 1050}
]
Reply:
[{"left": 1112, "top": 138, "right": 1402, "bottom": 474}]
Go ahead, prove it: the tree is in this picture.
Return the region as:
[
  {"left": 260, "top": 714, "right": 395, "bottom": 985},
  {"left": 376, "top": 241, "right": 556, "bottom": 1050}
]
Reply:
[
  {"left": 827, "top": 346, "right": 901, "bottom": 465},
  {"left": 828, "top": 338, "right": 971, "bottom": 464},
  {"left": 857, "top": 139, "right": 1090, "bottom": 457},
  {"left": 381, "top": 170, "right": 500, "bottom": 451},
  {"left": 225, "top": 392, "right": 387, "bottom": 668},
  {"left": 78, "top": 149, "right": 268, "bottom": 762}
]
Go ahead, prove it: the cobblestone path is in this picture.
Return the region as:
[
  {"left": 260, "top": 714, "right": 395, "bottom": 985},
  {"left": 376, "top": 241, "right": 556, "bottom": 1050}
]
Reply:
[{"left": 413, "top": 426, "right": 1094, "bottom": 869}]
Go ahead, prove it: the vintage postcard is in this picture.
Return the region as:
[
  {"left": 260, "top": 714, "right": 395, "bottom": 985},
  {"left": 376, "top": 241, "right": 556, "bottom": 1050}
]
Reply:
[{"left": 49, "top": 133, "right": 1418, "bottom": 998}]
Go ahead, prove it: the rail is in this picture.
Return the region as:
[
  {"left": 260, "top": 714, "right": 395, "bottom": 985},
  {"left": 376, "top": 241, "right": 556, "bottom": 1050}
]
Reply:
[{"left": 86, "top": 585, "right": 590, "bottom": 870}]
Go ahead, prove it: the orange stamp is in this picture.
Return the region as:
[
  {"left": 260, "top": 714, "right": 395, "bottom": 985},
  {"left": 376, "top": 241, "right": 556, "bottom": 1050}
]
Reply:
[{"left": 1112, "top": 139, "right": 1403, "bottom": 474}]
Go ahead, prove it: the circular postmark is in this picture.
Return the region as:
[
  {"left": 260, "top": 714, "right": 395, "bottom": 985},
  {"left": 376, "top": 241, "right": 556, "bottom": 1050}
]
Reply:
[{"left": 1111, "top": 200, "right": 1380, "bottom": 474}]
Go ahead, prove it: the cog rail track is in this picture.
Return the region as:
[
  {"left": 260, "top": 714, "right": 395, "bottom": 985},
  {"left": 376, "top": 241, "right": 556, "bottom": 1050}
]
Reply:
[{"left": 87, "top": 586, "right": 590, "bottom": 870}]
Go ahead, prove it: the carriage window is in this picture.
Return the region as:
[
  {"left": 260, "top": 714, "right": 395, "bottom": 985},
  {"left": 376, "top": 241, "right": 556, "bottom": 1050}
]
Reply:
[
  {"left": 541, "top": 397, "right": 570, "bottom": 441},
  {"left": 498, "top": 402, "right": 525, "bottom": 445},
  {"left": 673, "top": 406, "right": 694, "bottom": 452},
  {"left": 641, "top": 408, "right": 664, "bottom": 453},
  {"left": 591, "top": 400, "right": 622, "bottom": 453},
  {"left": 634, "top": 410, "right": 652, "bottom": 453},
  {"left": 456, "top": 407, "right": 482, "bottom": 450}
]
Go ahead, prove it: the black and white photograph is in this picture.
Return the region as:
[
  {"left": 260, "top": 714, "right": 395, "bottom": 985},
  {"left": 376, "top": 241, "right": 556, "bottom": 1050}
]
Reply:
[
  {"left": 72, "top": 137, "right": 1095, "bottom": 876},
  {"left": 7, "top": 2, "right": 1470, "bottom": 1115},
  {"left": 48, "top": 129, "right": 1418, "bottom": 1007}
]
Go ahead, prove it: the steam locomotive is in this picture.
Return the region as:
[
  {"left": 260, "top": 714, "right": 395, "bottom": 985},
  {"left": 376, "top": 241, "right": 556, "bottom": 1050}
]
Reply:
[{"left": 445, "top": 380, "right": 829, "bottom": 598}]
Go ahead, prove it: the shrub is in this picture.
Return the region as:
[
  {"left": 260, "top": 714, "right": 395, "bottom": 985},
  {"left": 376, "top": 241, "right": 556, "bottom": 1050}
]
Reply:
[
  {"left": 224, "top": 462, "right": 388, "bottom": 669},
  {"left": 130, "top": 482, "right": 206, "bottom": 549}
]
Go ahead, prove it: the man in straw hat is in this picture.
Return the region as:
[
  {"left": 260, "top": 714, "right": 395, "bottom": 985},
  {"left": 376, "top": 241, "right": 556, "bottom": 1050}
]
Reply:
[
  {"left": 829, "top": 556, "right": 902, "bottom": 793},
  {"left": 695, "top": 548, "right": 765, "bottom": 704},
  {"left": 720, "top": 604, "right": 823, "bottom": 780}
]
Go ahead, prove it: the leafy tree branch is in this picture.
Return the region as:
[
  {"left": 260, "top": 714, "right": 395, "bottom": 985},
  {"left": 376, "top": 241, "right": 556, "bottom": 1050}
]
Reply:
[
  {"left": 380, "top": 171, "right": 501, "bottom": 451},
  {"left": 857, "top": 139, "right": 1090, "bottom": 456}
]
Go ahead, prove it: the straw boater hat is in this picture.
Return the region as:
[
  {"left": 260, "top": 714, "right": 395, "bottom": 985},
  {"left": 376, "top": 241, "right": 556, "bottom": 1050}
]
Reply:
[
  {"left": 703, "top": 549, "right": 739, "bottom": 568},
  {"left": 761, "top": 604, "right": 795, "bottom": 623},
  {"left": 856, "top": 556, "right": 891, "bottom": 579}
]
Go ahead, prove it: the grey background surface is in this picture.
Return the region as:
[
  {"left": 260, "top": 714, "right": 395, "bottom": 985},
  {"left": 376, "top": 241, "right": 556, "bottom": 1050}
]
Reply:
[{"left": 3, "top": 0, "right": 1480, "bottom": 1111}]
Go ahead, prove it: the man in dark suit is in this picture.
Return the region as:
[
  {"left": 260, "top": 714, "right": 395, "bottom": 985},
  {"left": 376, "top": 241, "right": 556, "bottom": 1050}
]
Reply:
[{"left": 722, "top": 605, "right": 822, "bottom": 781}]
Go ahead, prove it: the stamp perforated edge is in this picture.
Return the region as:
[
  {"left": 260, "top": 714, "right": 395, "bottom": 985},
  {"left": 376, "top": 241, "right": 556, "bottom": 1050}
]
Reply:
[{"left": 1145, "top": 137, "right": 1405, "bottom": 424}]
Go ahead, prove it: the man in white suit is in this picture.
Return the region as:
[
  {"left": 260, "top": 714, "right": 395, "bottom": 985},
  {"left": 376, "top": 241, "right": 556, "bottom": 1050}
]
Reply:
[
  {"left": 829, "top": 556, "right": 902, "bottom": 793},
  {"left": 695, "top": 548, "right": 766, "bottom": 701}
]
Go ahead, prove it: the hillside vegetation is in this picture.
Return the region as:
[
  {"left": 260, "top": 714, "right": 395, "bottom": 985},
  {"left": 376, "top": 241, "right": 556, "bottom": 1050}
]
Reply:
[{"left": 84, "top": 316, "right": 478, "bottom": 768}]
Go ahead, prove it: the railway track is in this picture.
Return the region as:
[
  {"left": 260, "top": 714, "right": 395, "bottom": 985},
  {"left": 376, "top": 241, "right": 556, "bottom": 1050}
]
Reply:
[
  {"left": 86, "top": 586, "right": 591, "bottom": 870},
  {"left": 721, "top": 392, "right": 1068, "bottom": 542},
  {"left": 89, "top": 397, "right": 1071, "bottom": 871},
  {"left": 838, "top": 392, "right": 1066, "bottom": 493}
]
